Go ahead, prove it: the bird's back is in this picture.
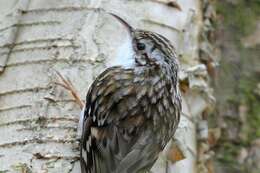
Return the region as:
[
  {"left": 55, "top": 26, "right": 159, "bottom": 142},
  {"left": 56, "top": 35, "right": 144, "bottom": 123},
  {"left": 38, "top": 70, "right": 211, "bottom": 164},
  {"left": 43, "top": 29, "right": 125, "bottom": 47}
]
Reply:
[{"left": 80, "top": 65, "right": 181, "bottom": 173}]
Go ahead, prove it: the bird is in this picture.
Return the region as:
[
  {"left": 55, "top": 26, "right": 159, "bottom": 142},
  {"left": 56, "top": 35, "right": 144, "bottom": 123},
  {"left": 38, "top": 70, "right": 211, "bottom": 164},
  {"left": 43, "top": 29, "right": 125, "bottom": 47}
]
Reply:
[{"left": 57, "top": 13, "right": 182, "bottom": 173}]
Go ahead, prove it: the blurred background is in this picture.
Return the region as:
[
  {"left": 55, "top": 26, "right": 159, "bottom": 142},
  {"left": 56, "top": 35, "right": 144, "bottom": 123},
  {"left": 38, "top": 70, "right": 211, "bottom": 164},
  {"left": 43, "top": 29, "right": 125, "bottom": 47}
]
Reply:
[{"left": 211, "top": 0, "right": 260, "bottom": 173}]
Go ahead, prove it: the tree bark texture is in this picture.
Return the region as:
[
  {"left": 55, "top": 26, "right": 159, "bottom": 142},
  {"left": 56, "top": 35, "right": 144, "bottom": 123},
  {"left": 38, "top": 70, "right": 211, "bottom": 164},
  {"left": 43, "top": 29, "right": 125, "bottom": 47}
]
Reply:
[{"left": 0, "top": 0, "right": 213, "bottom": 172}]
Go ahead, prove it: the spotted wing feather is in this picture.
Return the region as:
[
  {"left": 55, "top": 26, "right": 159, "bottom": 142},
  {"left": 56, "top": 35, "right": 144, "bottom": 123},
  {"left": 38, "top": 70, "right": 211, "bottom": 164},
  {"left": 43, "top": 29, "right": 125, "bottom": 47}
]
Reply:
[
  {"left": 80, "top": 66, "right": 181, "bottom": 173},
  {"left": 81, "top": 66, "right": 148, "bottom": 173}
]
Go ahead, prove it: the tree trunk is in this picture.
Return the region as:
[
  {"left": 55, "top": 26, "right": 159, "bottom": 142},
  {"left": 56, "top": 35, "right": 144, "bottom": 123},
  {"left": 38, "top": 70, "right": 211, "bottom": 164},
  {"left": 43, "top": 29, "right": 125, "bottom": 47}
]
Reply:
[{"left": 0, "top": 0, "right": 212, "bottom": 172}]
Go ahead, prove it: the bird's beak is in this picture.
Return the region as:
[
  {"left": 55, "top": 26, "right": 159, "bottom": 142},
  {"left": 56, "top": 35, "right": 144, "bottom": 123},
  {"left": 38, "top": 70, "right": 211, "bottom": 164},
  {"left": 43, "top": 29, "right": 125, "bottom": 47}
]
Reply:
[{"left": 109, "top": 13, "right": 134, "bottom": 37}]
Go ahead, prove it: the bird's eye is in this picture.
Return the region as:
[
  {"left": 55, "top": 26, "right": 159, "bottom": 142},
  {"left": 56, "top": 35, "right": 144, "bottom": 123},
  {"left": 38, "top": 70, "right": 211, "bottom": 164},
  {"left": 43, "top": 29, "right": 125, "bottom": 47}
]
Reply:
[{"left": 136, "top": 42, "right": 146, "bottom": 50}]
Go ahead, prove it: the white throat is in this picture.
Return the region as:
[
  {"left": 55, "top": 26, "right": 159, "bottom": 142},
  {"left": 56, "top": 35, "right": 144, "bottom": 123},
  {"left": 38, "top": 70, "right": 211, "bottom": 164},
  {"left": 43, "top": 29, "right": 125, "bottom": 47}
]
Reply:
[{"left": 109, "top": 35, "right": 135, "bottom": 68}]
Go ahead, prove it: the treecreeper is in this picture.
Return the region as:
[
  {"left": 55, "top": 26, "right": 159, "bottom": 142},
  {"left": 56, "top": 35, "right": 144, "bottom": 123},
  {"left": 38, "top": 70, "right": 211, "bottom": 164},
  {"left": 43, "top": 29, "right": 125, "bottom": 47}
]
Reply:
[{"left": 79, "top": 13, "right": 182, "bottom": 173}]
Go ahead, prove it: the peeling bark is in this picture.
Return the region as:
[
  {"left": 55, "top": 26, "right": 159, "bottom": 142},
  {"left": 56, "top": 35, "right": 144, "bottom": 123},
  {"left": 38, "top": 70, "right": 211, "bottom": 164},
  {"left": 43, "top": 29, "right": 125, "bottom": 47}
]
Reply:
[{"left": 0, "top": 0, "right": 212, "bottom": 172}]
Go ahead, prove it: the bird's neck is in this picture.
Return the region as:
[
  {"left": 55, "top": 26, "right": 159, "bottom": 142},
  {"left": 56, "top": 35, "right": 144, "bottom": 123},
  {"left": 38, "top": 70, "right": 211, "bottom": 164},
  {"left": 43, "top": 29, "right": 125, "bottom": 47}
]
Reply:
[{"left": 133, "top": 62, "right": 179, "bottom": 85}]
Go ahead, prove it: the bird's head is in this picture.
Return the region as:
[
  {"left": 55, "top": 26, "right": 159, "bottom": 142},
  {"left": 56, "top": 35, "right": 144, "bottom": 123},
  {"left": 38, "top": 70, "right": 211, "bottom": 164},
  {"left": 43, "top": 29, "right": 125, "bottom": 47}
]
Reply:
[{"left": 110, "top": 13, "right": 178, "bottom": 68}]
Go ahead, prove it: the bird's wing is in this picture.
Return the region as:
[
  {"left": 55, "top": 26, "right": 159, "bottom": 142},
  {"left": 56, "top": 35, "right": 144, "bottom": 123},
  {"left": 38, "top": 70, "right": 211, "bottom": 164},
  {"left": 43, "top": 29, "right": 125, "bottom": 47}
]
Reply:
[{"left": 80, "top": 66, "right": 152, "bottom": 173}]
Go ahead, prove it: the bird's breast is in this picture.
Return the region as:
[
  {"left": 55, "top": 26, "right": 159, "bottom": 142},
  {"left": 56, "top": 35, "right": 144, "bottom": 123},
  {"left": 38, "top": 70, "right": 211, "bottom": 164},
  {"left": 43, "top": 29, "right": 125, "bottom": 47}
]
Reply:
[{"left": 133, "top": 70, "right": 180, "bottom": 147}]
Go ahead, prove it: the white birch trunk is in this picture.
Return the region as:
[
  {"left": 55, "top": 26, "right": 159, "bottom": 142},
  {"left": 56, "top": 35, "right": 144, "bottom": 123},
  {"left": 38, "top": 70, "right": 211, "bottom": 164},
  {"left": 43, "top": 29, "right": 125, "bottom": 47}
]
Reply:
[{"left": 0, "top": 0, "right": 212, "bottom": 172}]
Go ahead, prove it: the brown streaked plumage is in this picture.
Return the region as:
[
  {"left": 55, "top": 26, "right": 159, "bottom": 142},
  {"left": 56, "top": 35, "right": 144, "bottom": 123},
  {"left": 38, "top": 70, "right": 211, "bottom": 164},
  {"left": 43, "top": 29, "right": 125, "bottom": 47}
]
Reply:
[{"left": 80, "top": 13, "right": 182, "bottom": 173}]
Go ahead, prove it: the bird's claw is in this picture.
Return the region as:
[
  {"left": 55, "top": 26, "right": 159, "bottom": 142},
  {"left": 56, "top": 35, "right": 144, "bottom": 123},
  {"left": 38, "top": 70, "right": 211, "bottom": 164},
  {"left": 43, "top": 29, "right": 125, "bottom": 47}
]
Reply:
[{"left": 54, "top": 70, "right": 85, "bottom": 109}]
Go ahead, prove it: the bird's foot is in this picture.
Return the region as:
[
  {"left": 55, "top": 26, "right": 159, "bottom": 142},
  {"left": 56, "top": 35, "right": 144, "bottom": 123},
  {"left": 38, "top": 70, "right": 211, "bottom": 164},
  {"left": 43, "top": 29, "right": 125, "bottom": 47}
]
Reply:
[{"left": 54, "top": 70, "right": 85, "bottom": 109}]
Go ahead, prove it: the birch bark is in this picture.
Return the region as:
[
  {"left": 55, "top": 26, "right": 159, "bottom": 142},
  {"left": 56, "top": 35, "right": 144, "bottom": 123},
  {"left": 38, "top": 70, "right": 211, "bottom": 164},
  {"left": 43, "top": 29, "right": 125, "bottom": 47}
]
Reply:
[{"left": 0, "top": 0, "right": 211, "bottom": 172}]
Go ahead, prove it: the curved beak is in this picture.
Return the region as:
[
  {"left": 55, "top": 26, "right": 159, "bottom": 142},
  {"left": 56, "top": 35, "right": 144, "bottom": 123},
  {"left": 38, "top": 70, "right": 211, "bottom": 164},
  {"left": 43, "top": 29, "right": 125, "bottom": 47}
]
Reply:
[{"left": 109, "top": 13, "right": 134, "bottom": 36}]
